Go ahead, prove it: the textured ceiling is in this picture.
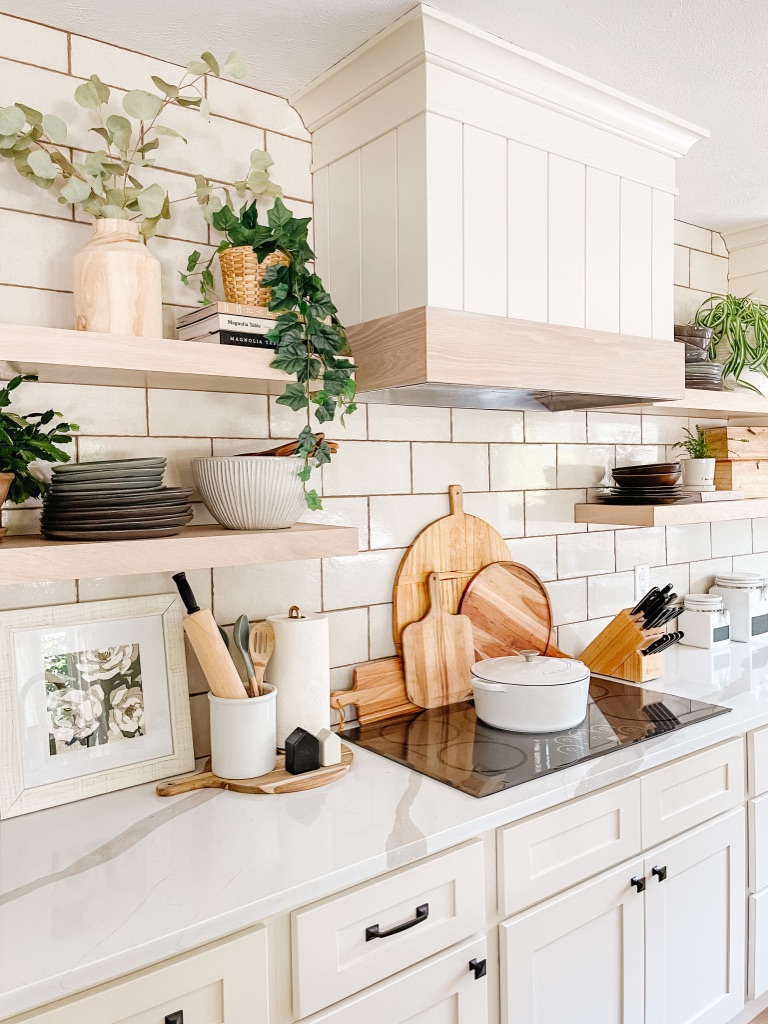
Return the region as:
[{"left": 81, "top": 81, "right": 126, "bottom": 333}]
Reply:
[{"left": 2, "top": 0, "right": 766, "bottom": 233}]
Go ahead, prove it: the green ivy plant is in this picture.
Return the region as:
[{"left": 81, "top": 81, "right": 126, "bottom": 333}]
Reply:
[
  {"left": 183, "top": 198, "right": 356, "bottom": 510},
  {"left": 693, "top": 293, "right": 768, "bottom": 394},
  {"left": 672, "top": 425, "right": 715, "bottom": 460},
  {"left": 0, "top": 50, "right": 259, "bottom": 239},
  {"left": 0, "top": 375, "right": 79, "bottom": 504}
]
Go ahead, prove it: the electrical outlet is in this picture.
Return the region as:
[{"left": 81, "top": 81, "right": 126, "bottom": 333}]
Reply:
[{"left": 634, "top": 564, "right": 650, "bottom": 602}]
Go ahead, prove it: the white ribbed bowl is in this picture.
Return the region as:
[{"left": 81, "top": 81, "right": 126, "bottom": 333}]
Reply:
[{"left": 192, "top": 456, "right": 306, "bottom": 531}]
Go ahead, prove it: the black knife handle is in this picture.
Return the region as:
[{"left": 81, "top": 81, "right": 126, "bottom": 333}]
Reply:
[
  {"left": 631, "top": 587, "right": 658, "bottom": 615},
  {"left": 172, "top": 572, "right": 200, "bottom": 615}
]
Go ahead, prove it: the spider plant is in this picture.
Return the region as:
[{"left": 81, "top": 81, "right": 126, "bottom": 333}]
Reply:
[{"left": 693, "top": 293, "right": 768, "bottom": 393}]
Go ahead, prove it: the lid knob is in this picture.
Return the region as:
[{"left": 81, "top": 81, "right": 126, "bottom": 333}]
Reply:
[{"left": 520, "top": 649, "right": 540, "bottom": 663}]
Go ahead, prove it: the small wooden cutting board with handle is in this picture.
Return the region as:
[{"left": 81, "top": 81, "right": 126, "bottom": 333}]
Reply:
[{"left": 402, "top": 572, "right": 475, "bottom": 708}]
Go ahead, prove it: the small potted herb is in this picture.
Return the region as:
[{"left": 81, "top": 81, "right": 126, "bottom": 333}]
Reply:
[
  {"left": 0, "top": 375, "right": 79, "bottom": 536},
  {"left": 672, "top": 425, "right": 716, "bottom": 490}
]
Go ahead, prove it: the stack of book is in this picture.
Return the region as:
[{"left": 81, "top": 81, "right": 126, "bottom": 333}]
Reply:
[{"left": 176, "top": 303, "right": 278, "bottom": 348}]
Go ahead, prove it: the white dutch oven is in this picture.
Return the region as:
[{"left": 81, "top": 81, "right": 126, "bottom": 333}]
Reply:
[{"left": 471, "top": 650, "right": 590, "bottom": 733}]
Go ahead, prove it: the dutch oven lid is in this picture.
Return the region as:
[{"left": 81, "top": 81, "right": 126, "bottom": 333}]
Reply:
[{"left": 471, "top": 650, "right": 590, "bottom": 687}]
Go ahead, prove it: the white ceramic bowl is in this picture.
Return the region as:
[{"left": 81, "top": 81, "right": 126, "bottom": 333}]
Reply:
[
  {"left": 471, "top": 651, "right": 590, "bottom": 733},
  {"left": 192, "top": 455, "right": 306, "bottom": 530}
]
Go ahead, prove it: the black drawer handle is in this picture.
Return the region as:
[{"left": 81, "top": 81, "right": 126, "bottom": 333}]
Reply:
[
  {"left": 469, "top": 958, "right": 487, "bottom": 980},
  {"left": 165, "top": 1013, "right": 183, "bottom": 1024},
  {"left": 652, "top": 865, "right": 667, "bottom": 882},
  {"left": 631, "top": 875, "right": 646, "bottom": 893},
  {"left": 365, "top": 903, "right": 429, "bottom": 941}
]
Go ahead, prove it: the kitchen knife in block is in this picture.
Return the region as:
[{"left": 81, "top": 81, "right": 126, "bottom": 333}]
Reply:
[
  {"left": 578, "top": 609, "right": 663, "bottom": 678},
  {"left": 403, "top": 572, "right": 475, "bottom": 709},
  {"left": 172, "top": 572, "right": 248, "bottom": 699}
]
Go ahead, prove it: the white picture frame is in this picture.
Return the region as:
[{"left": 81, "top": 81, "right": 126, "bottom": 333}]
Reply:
[{"left": 0, "top": 594, "right": 194, "bottom": 818}]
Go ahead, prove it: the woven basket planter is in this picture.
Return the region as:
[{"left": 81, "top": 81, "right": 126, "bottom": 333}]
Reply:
[{"left": 218, "top": 246, "right": 291, "bottom": 306}]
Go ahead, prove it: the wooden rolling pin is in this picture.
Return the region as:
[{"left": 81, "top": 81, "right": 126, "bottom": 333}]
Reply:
[{"left": 172, "top": 572, "right": 248, "bottom": 699}]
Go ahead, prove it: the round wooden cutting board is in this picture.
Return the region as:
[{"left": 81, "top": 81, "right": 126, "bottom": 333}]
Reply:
[
  {"left": 458, "top": 560, "right": 567, "bottom": 660},
  {"left": 392, "top": 485, "right": 510, "bottom": 654}
]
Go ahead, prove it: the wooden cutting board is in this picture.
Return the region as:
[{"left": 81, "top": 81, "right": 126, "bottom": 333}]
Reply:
[
  {"left": 402, "top": 572, "right": 475, "bottom": 708},
  {"left": 392, "top": 484, "right": 510, "bottom": 654},
  {"left": 330, "top": 656, "right": 420, "bottom": 726},
  {"left": 458, "top": 561, "right": 569, "bottom": 660}
]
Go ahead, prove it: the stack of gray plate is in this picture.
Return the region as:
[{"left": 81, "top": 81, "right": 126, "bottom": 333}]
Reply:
[
  {"left": 685, "top": 361, "right": 724, "bottom": 390},
  {"left": 41, "top": 458, "right": 194, "bottom": 541}
]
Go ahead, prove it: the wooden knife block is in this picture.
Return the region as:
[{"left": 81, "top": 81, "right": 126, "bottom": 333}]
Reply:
[{"left": 579, "top": 609, "right": 664, "bottom": 682}]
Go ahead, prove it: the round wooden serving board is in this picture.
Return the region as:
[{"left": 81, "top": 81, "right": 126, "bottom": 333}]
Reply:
[
  {"left": 392, "top": 485, "right": 509, "bottom": 654},
  {"left": 157, "top": 744, "right": 353, "bottom": 796}
]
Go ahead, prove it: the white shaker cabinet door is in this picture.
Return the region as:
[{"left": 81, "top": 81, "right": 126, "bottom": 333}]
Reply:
[
  {"left": 644, "top": 808, "right": 746, "bottom": 1024},
  {"left": 500, "top": 857, "right": 645, "bottom": 1024}
]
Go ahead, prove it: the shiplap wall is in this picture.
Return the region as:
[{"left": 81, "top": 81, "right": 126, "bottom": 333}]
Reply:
[{"left": 0, "top": 13, "right": 754, "bottom": 761}]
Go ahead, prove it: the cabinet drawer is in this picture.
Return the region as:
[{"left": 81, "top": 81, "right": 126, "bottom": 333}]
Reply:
[
  {"left": 497, "top": 779, "right": 641, "bottom": 916},
  {"left": 640, "top": 739, "right": 745, "bottom": 847},
  {"left": 750, "top": 889, "right": 768, "bottom": 1000},
  {"left": 749, "top": 725, "right": 768, "bottom": 796},
  {"left": 303, "top": 936, "right": 488, "bottom": 1023},
  {"left": 12, "top": 928, "right": 267, "bottom": 1024},
  {"left": 749, "top": 793, "right": 768, "bottom": 892},
  {"left": 291, "top": 840, "right": 485, "bottom": 1018}
]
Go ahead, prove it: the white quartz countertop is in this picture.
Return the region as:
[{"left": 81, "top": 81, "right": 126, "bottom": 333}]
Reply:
[{"left": 3, "top": 641, "right": 768, "bottom": 1018}]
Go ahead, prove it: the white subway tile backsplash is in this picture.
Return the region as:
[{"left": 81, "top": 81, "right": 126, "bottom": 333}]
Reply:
[
  {"left": 641, "top": 415, "right": 686, "bottom": 445},
  {"left": 213, "top": 559, "right": 322, "bottom": 623},
  {"left": 0, "top": 15, "right": 68, "bottom": 69},
  {"left": 557, "top": 444, "right": 614, "bottom": 488},
  {"left": 302, "top": 497, "right": 370, "bottom": 550},
  {"left": 666, "top": 523, "right": 711, "bottom": 564},
  {"left": 545, "top": 578, "right": 587, "bottom": 626},
  {"left": 673, "top": 245, "right": 689, "bottom": 287},
  {"left": 615, "top": 527, "right": 666, "bottom": 570},
  {"left": 615, "top": 444, "right": 666, "bottom": 468},
  {"left": 689, "top": 250, "right": 728, "bottom": 295},
  {"left": 732, "top": 552, "right": 768, "bottom": 576},
  {"left": 491, "top": 443, "right": 555, "bottom": 490},
  {"left": 711, "top": 232, "right": 728, "bottom": 258},
  {"left": 452, "top": 408, "right": 524, "bottom": 443},
  {"left": 0, "top": 579, "right": 77, "bottom": 610},
  {"left": 587, "top": 571, "right": 635, "bottom": 618},
  {"left": 368, "top": 404, "right": 450, "bottom": 441},
  {"left": 0, "top": 210, "right": 90, "bottom": 292},
  {"left": 322, "top": 549, "right": 404, "bottom": 610},
  {"left": 711, "top": 519, "right": 752, "bottom": 558},
  {"left": 206, "top": 77, "right": 309, "bottom": 139},
  {"left": 506, "top": 536, "right": 558, "bottom": 581},
  {"left": 524, "top": 409, "right": 586, "bottom": 443},
  {"left": 369, "top": 603, "right": 396, "bottom": 660},
  {"left": 78, "top": 569, "right": 212, "bottom": 606},
  {"left": 688, "top": 557, "right": 733, "bottom": 594},
  {"left": 413, "top": 442, "right": 489, "bottom": 493},
  {"left": 463, "top": 491, "right": 524, "bottom": 539},
  {"left": 557, "top": 532, "right": 614, "bottom": 578},
  {"left": 268, "top": 396, "right": 368, "bottom": 441},
  {"left": 674, "top": 285, "right": 711, "bottom": 324},
  {"left": 369, "top": 494, "right": 446, "bottom": 549},
  {"left": 558, "top": 616, "right": 613, "bottom": 656},
  {"left": 324, "top": 441, "right": 411, "bottom": 495},
  {"left": 8, "top": 381, "right": 147, "bottom": 437},
  {"left": 0, "top": 283, "right": 73, "bottom": 330},
  {"left": 753, "top": 518, "right": 768, "bottom": 552},
  {"left": 649, "top": 563, "right": 690, "bottom": 597},
  {"left": 327, "top": 607, "right": 369, "bottom": 667},
  {"left": 525, "top": 489, "right": 586, "bottom": 536},
  {"left": 148, "top": 389, "right": 269, "bottom": 438},
  {"left": 674, "top": 221, "right": 711, "bottom": 252},
  {"left": 266, "top": 132, "right": 312, "bottom": 201},
  {"left": 588, "top": 412, "right": 641, "bottom": 444}
]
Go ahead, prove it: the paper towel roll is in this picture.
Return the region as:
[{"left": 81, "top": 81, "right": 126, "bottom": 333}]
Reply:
[{"left": 266, "top": 609, "right": 330, "bottom": 747}]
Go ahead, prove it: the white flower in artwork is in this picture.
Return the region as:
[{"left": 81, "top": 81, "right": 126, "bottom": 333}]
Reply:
[
  {"left": 108, "top": 685, "right": 145, "bottom": 737},
  {"left": 47, "top": 684, "right": 105, "bottom": 745},
  {"left": 77, "top": 645, "right": 136, "bottom": 682}
]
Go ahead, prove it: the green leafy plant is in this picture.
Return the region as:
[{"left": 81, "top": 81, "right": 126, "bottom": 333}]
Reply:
[
  {"left": 693, "top": 293, "right": 768, "bottom": 393},
  {"left": 0, "top": 375, "right": 79, "bottom": 504},
  {"left": 184, "top": 198, "right": 356, "bottom": 510},
  {"left": 672, "top": 425, "right": 715, "bottom": 460},
  {"left": 0, "top": 50, "right": 252, "bottom": 238}
]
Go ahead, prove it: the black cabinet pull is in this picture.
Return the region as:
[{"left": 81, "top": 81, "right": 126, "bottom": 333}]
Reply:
[
  {"left": 165, "top": 1013, "right": 183, "bottom": 1024},
  {"left": 631, "top": 875, "right": 646, "bottom": 893},
  {"left": 365, "top": 903, "right": 429, "bottom": 941},
  {"left": 469, "top": 958, "right": 487, "bottom": 980},
  {"left": 652, "top": 865, "right": 667, "bottom": 882}
]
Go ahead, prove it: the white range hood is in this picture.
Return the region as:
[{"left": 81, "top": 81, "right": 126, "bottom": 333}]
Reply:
[{"left": 292, "top": 5, "right": 708, "bottom": 411}]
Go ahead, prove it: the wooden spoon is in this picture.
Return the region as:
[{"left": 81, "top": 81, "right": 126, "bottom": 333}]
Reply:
[{"left": 249, "top": 621, "right": 276, "bottom": 697}]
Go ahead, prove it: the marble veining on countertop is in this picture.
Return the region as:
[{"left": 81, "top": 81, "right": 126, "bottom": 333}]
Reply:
[{"left": 2, "top": 642, "right": 768, "bottom": 1018}]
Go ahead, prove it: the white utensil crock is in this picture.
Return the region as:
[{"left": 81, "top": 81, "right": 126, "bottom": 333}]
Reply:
[
  {"left": 208, "top": 684, "right": 276, "bottom": 779},
  {"left": 192, "top": 455, "right": 306, "bottom": 530},
  {"left": 471, "top": 651, "right": 590, "bottom": 733}
]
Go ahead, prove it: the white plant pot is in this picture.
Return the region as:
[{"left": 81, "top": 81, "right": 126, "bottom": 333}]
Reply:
[
  {"left": 682, "top": 457, "right": 716, "bottom": 490},
  {"left": 192, "top": 455, "right": 307, "bottom": 530},
  {"left": 73, "top": 218, "right": 162, "bottom": 337},
  {"left": 209, "top": 684, "right": 276, "bottom": 779}
]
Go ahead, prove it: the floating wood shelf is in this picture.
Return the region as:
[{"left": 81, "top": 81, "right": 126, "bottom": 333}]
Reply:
[
  {"left": 0, "top": 323, "right": 290, "bottom": 394},
  {"left": 575, "top": 499, "right": 768, "bottom": 527},
  {"left": 623, "top": 388, "right": 768, "bottom": 420},
  {"left": 0, "top": 524, "right": 358, "bottom": 585}
]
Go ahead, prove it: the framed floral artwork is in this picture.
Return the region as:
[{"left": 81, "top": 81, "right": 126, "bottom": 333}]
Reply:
[{"left": 0, "top": 595, "right": 193, "bottom": 818}]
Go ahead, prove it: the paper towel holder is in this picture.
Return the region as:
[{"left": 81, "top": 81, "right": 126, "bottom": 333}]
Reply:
[{"left": 289, "top": 605, "right": 303, "bottom": 619}]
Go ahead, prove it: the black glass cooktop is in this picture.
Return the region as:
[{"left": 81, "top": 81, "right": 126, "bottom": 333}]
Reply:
[{"left": 340, "top": 677, "right": 731, "bottom": 798}]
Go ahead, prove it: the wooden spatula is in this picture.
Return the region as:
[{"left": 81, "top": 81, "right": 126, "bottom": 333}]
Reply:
[
  {"left": 402, "top": 572, "right": 475, "bottom": 709},
  {"left": 248, "top": 621, "right": 276, "bottom": 697}
]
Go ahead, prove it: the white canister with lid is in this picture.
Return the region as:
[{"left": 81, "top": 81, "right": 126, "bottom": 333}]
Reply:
[
  {"left": 471, "top": 650, "right": 590, "bottom": 733},
  {"left": 678, "top": 594, "right": 730, "bottom": 649},
  {"left": 710, "top": 573, "right": 768, "bottom": 643}
]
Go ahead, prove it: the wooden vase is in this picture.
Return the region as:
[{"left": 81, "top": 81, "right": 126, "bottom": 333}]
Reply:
[
  {"left": 73, "top": 218, "right": 163, "bottom": 337},
  {"left": 0, "top": 472, "right": 14, "bottom": 541}
]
